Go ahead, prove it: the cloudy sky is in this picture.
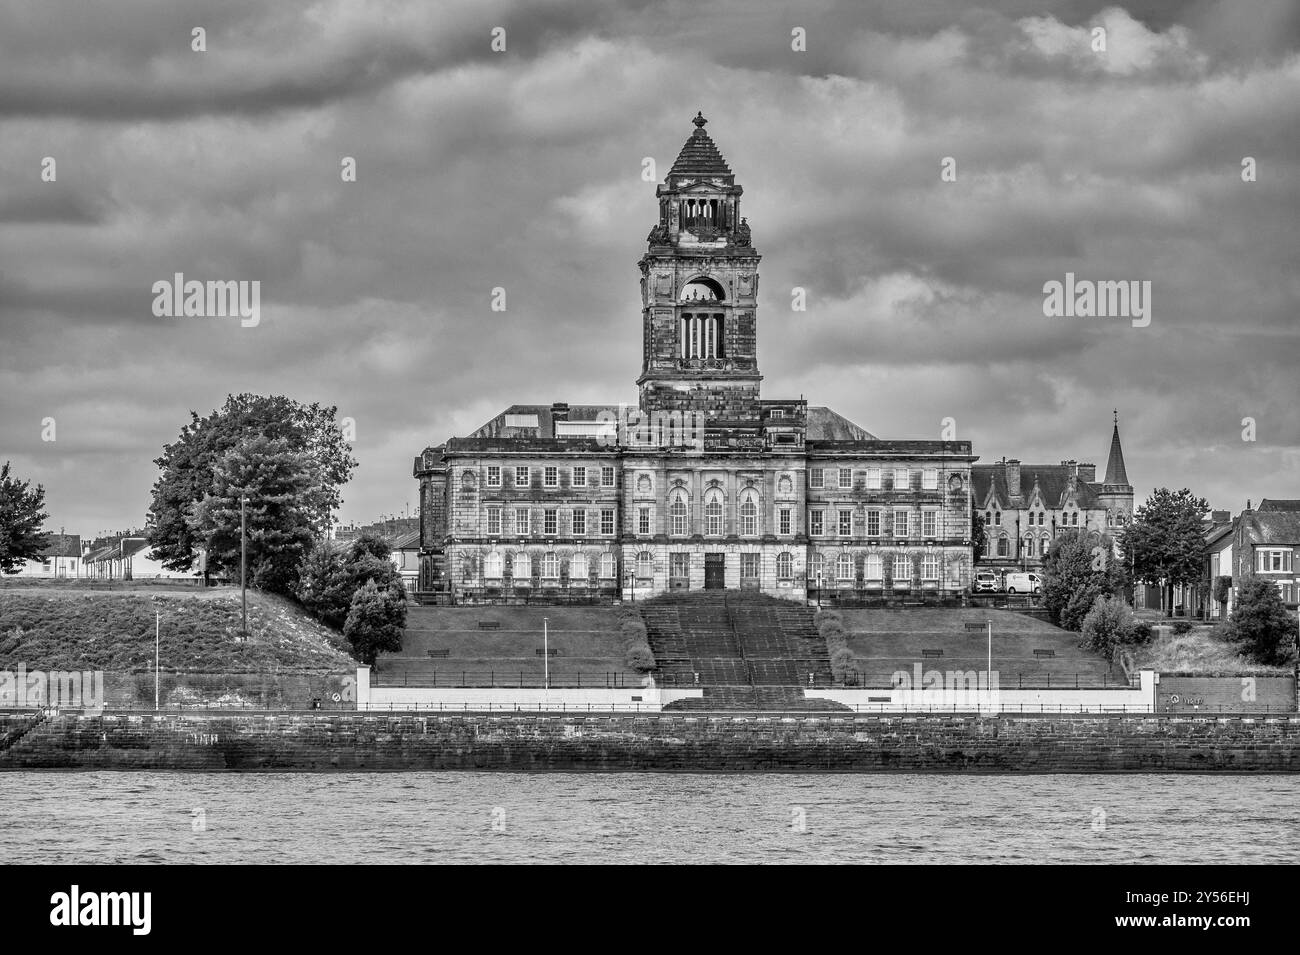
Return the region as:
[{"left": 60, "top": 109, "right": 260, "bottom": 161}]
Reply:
[{"left": 1, "top": 0, "right": 1297, "bottom": 537}]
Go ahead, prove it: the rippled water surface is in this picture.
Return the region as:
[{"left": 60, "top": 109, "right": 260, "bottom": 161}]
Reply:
[{"left": 1, "top": 772, "right": 1296, "bottom": 864}]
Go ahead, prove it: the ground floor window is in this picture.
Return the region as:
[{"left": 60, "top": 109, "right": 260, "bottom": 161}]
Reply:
[
  {"left": 637, "top": 551, "right": 655, "bottom": 578},
  {"left": 921, "top": 553, "right": 940, "bottom": 580},
  {"left": 865, "top": 553, "right": 882, "bottom": 580},
  {"left": 542, "top": 552, "right": 559, "bottom": 578},
  {"left": 484, "top": 551, "right": 502, "bottom": 578},
  {"left": 570, "top": 553, "right": 588, "bottom": 581},
  {"left": 836, "top": 552, "right": 853, "bottom": 580},
  {"left": 740, "top": 553, "right": 760, "bottom": 579},
  {"left": 669, "top": 552, "right": 690, "bottom": 579},
  {"left": 892, "top": 554, "right": 911, "bottom": 584},
  {"left": 600, "top": 553, "right": 616, "bottom": 579},
  {"left": 776, "top": 551, "right": 793, "bottom": 579}
]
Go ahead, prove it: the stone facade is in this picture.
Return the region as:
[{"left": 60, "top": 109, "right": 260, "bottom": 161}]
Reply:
[
  {"left": 413, "top": 114, "right": 978, "bottom": 605},
  {"left": 971, "top": 416, "right": 1134, "bottom": 570}
]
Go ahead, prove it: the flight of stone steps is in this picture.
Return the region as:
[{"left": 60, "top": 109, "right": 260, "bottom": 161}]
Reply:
[{"left": 641, "top": 591, "right": 845, "bottom": 710}]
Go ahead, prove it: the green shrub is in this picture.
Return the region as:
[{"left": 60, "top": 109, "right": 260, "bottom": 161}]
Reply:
[
  {"left": 1171, "top": 621, "right": 1193, "bottom": 635},
  {"left": 343, "top": 580, "right": 406, "bottom": 666},
  {"left": 624, "top": 643, "right": 656, "bottom": 672},
  {"left": 1081, "top": 595, "right": 1138, "bottom": 654},
  {"left": 1128, "top": 621, "right": 1153, "bottom": 643},
  {"left": 1231, "top": 576, "right": 1297, "bottom": 666},
  {"left": 814, "top": 609, "right": 842, "bottom": 628}
]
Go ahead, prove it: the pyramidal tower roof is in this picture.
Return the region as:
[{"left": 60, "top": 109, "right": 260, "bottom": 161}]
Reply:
[
  {"left": 1103, "top": 410, "right": 1130, "bottom": 487},
  {"left": 667, "top": 111, "right": 733, "bottom": 178}
]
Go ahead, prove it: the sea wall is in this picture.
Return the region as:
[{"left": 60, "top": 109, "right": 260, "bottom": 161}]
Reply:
[{"left": 2, "top": 711, "right": 1299, "bottom": 772}]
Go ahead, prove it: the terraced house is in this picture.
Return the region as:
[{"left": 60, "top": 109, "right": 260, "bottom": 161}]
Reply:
[{"left": 413, "top": 114, "right": 982, "bottom": 605}]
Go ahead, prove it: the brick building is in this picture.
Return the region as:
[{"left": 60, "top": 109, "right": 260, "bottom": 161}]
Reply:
[{"left": 413, "top": 113, "right": 979, "bottom": 604}]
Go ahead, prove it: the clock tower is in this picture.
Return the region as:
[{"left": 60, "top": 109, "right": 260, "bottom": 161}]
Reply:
[{"left": 638, "top": 112, "right": 763, "bottom": 426}]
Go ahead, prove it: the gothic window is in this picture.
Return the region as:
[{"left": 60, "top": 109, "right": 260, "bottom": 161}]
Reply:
[
  {"left": 997, "top": 535, "right": 1009, "bottom": 557},
  {"left": 776, "top": 552, "right": 793, "bottom": 580}
]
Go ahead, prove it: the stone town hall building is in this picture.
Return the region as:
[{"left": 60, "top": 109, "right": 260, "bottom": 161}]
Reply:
[{"left": 413, "top": 114, "right": 1128, "bottom": 604}]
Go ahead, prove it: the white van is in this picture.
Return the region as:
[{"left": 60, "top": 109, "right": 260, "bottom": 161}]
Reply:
[{"left": 1004, "top": 571, "right": 1043, "bottom": 595}]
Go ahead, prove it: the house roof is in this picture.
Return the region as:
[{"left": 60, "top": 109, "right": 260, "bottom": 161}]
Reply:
[
  {"left": 667, "top": 113, "right": 734, "bottom": 179},
  {"left": 1242, "top": 509, "right": 1300, "bottom": 545},
  {"left": 806, "top": 407, "right": 875, "bottom": 441},
  {"left": 388, "top": 530, "right": 420, "bottom": 551},
  {"left": 972, "top": 464, "right": 1101, "bottom": 510},
  {"left": 39, "top": 534, "right": 81, "bottom": 559},
  {"left": 1258, "top": 499, "right": 1300, "bottom": 512}
]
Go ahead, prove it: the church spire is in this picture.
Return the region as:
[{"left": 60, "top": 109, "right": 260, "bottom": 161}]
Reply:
[{"left": 1103, "top": 411, "right": 1130, "bottom": 488}]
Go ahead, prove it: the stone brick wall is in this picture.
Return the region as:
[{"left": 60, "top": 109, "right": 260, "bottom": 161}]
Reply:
[
  {"left": 1156, "top": 675, "right": 1295, "bottom": 715},
  {"left": 5, "top": 712, "right": 1300, "bottom": 772}
]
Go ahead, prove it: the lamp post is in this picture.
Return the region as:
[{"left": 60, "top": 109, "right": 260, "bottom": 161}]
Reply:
[
  {"left": 240, "top": 495, "right": 248, "bottom": 635},
  {"left": 543, "top": 616, "right": 549, "bottom": 692}
]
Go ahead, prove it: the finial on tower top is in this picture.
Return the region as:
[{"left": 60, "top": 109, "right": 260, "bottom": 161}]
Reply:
[
  {"left": 693, "top": 111, "right": 707, "bottom": 129},
  {"left": 1113, "top": 408, "right": 1118, "bottom": 425}
]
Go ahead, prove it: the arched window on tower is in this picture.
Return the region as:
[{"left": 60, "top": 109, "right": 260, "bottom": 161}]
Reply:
[
  {"left": 704, "top": 492, "right": 724, "bottom": 536},
  {"left": 669, "top": 491, "right": 689, "bottom": 536}
]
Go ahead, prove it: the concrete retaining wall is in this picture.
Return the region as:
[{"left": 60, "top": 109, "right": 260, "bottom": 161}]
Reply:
[{"left": 3, "top": 711, "right": 1299, "bottom": 772}]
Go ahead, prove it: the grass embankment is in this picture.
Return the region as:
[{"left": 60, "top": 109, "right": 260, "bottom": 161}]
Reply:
[
  {"left": 1126, "top": 616, "right": 1290, "bottom": 675},
  {"left": 0, "top": 590, "right": 356, "bottom": 672}
]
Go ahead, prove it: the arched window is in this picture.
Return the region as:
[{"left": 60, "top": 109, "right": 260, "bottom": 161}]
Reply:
[
  {"left": 636, "top": 551, "right": 654, "bottom": 578},
  {"left": 570, "top": 553, "right": 588, "bottom": 581},
  {"left": 484, "top": 551, "right": 502, "bottom": 579},
  {"left": 704, "top": 494, "right": 724, "bottom": 536},
  {"left": 600, "top": 552, "right": 616, "bottom": 579},
  {"left": 776, "top": 552, "right": 793, "bottom": 580},
  {"left": 514, "top": 552, "right": 531, "bottom": 580},
  {"left": 865, "top": 553, "right": 883, "bottom": 580},
  {"left": 739, "top": 489, "right": 759, "bottom": 537},
  {"left": 669, "top": 493, "right": 688, "bottom": 536},
  {"left": 1023, "top": 537, "right": 1035, "bottom": 557},
  {"left": 997, "top": 535, "right": 1009, "bottom": 558},
  {"left": 542, "top": 552, "right": 559, "bottom": 579},
  {"left": 836, "top": 552, "right": 854, "bottom": 580}
]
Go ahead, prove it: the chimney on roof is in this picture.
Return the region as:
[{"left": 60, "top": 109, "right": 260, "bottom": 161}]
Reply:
[
  {"left": 551, "top": 402, "right": 569, "bottom": 422},
  {"left": 1246, "top": 499, "right": 1252, "bottom": 511},
  {"left": 1211, "top": 510, "right": 1230, "bottom": 523},
  {"left": 1005, "top": 459, "right": 1022, "bottom": 503},
  {"left": 1077, "top": 462, "right": 1096, "bottom": 483}
]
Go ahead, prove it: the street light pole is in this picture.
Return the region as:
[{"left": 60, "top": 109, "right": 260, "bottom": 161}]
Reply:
[
  {"left": 240, "top": 495, "right": 248, "bottom": 635},
  {"left": 155, "top": 610, "right": 160, "bottom": 712},
  {"left": 543, "top": 616, "right": 549, "bottom": 692}
]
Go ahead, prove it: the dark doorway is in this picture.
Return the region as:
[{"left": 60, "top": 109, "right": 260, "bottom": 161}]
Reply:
[{"left": 704, "top": 553, "right": 725, "bottom": 589}]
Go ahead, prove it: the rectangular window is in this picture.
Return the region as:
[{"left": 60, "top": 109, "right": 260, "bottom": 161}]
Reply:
[
  {"left": 486, "top": 506, "right": 501, "bottom": 536},
  {"left": 670, "top": 552, "right": 690, "bottom": 579},
  {"left": 779, "top": 508, "right": 792, "bottom": 536},
  {"left": 573, "top": 466, "right": 587, "bottom": 488},
  {"left": 866, "top": 510, "right": 881, "bottom": 537},
  {"left": 638, "top": 507, "right": 651, "bottom": 536},
  {"left": 922, "top": 510, "right": 937, "bottom": 538},
  {"left": 1258, "top": 550, "right": 1292, "bottom": 572},
  {"left": 922, "top": 468, "right": 938, "bottom": 490},
  {"left": 810, "top": 509, "right": 824, "bottom": 537},
  {"left": 894, "top": 511, "right": 909, "bottom": 537},
  {"left": 809, "top": 468, "right": 824, "bottom": 490},
  {"left": 838, "top": 509, "right": 852, "bottom": 536},
  {"left": 544, "top": 466, "right": 558, "bottom": 488},
  {"left": 572, "top": 510, "right": 586, "bottom": 536},
  {"left": 922, "top": 554, "right": 940, "bottom": 580},
  {"left": 486, "top": 466, "right": 501, "bottom": 487},
  {"left": 544, "top": 509, "right": 557, "bottom": 535},
  {"left": 865, "top": 468, "right": 882, "bottom": 490},
  {"left": 740, "top": 553, "right": 760, "bottom": 579},
  {"left": 514, "top": 508, "right": 530, "bottom": 535},
  {"left": 601, "top": 509, "right": 615, "bottom": 535},
  {"left": 514, "top": 466, "right": 529, "bottom": 487},
  {"left": 894, "top": 468, "right": 910, "bottom": 491},
  {"left": 838, "top": 468, "right": 853, "bottom": 489},
  {"left": 601, "top": 466, "right": 616, "bottom": 487}
]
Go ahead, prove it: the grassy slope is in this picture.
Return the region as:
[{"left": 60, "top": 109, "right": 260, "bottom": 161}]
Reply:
[
  {"left": 1128, "top": 626, "right": 1289, "bottom": 675},
  {"left": 0, "top": 590, "right": 356, "bottom": 672}
]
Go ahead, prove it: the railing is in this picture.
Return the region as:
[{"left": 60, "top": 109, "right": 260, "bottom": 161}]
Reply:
[
  {"left": 840, "top": 670, "right": 1137, "bottom": 689},
  {"left": 371, "top": 670, "right": 639, "bottom": 688}
]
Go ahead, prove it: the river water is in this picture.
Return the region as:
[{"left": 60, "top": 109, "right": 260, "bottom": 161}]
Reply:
[{"left": 1, "top": 772, "right": 1295, "bottom": 864}]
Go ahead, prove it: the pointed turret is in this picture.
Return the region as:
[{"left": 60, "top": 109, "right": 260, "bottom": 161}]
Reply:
[{"left": 1103, "top": 409, "right": 1130, "bottom": 489}]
